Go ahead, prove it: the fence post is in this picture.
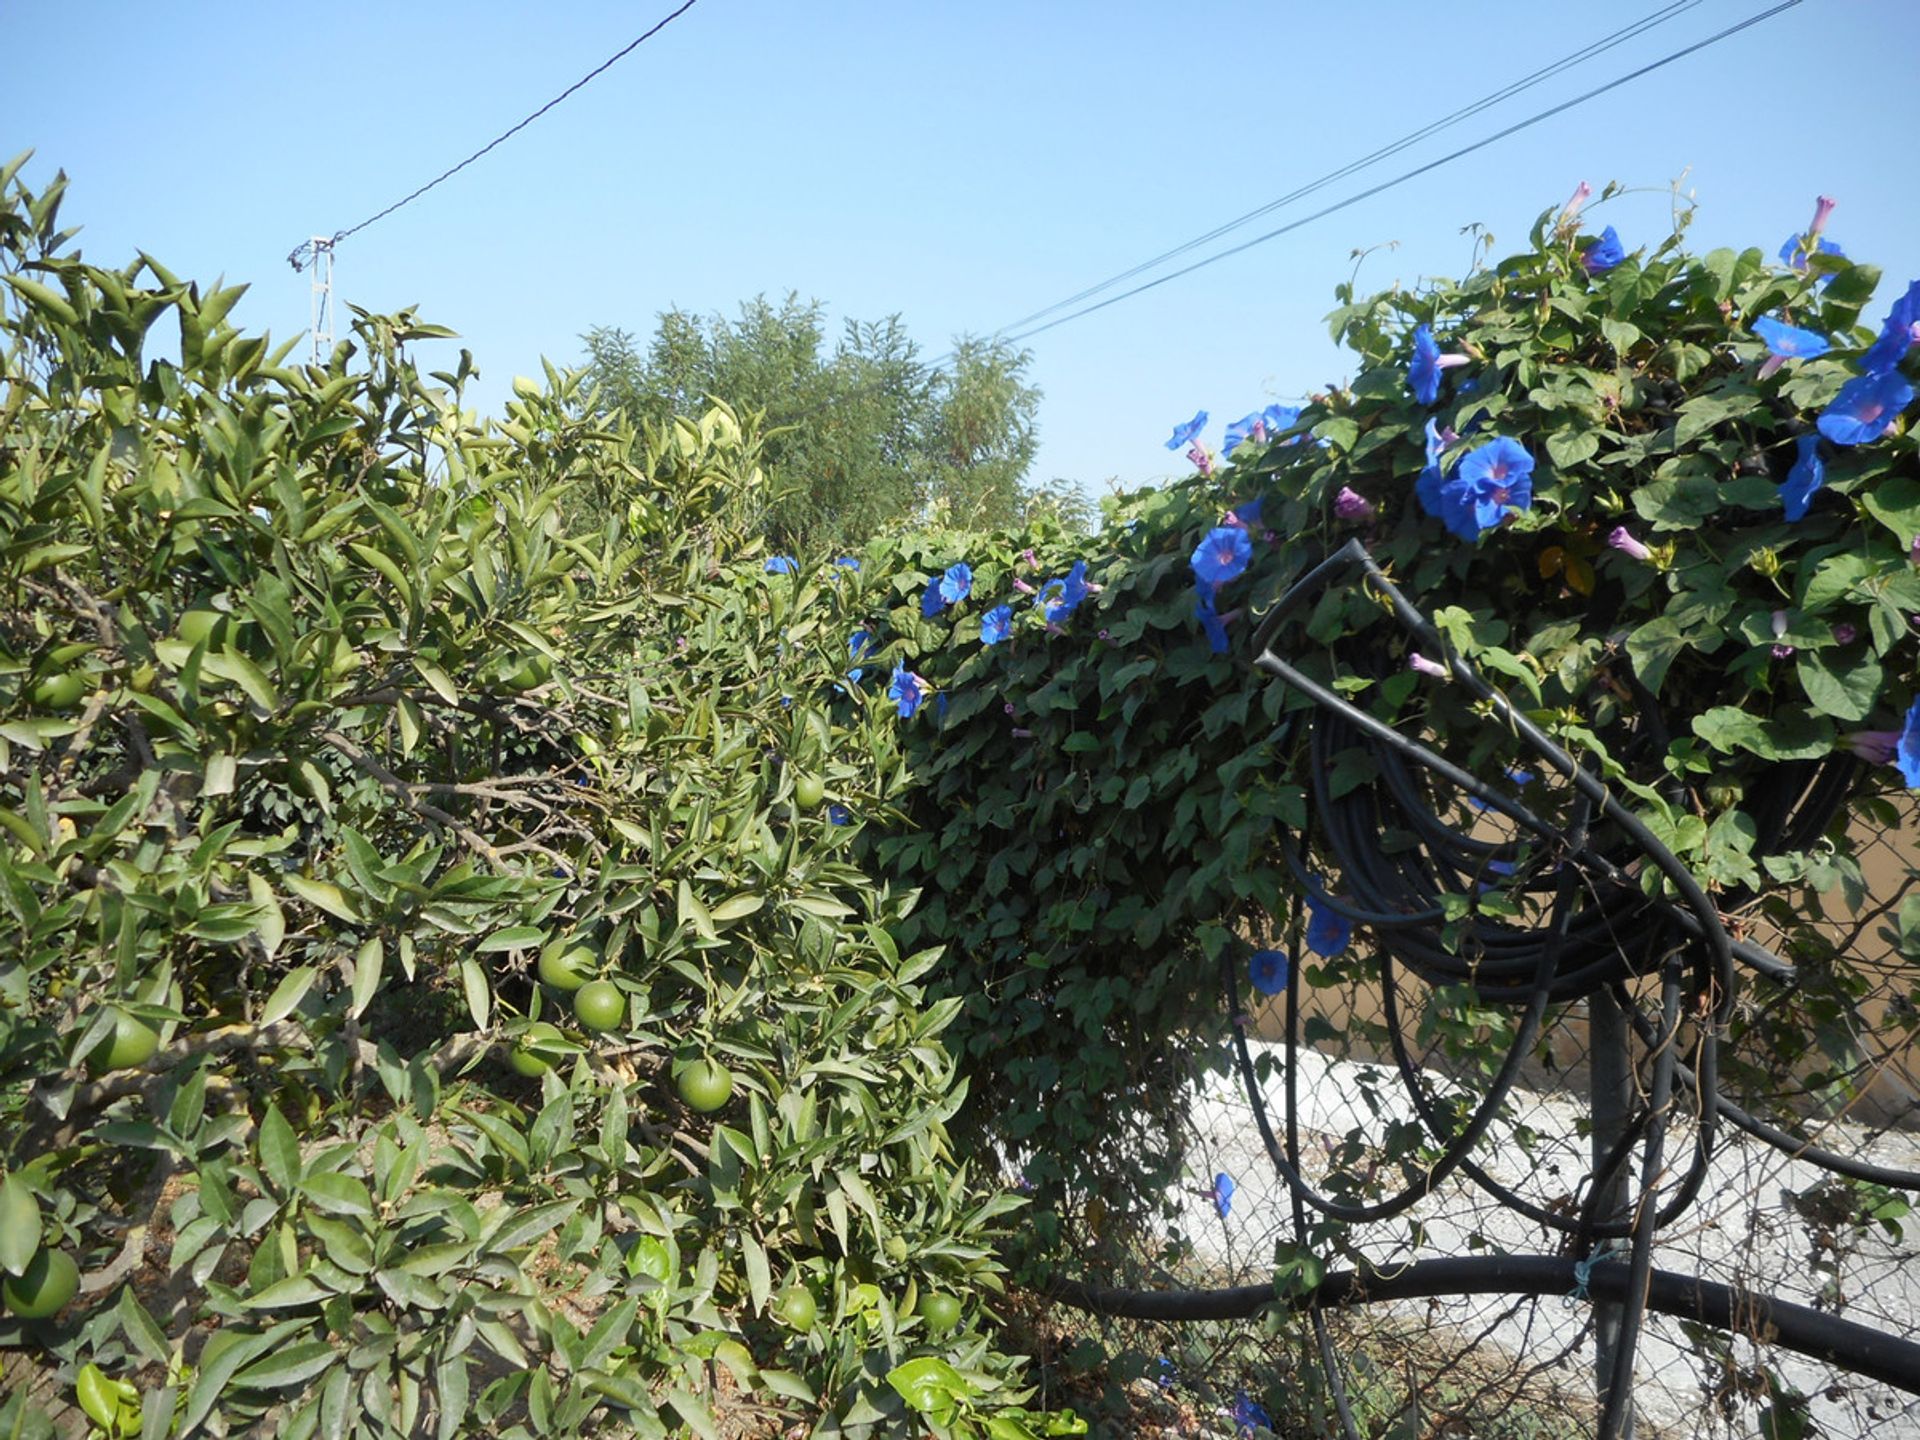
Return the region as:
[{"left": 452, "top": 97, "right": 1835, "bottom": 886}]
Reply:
[{"left": 1589, "top": 987, "right": 1636, "bottom": 1439}]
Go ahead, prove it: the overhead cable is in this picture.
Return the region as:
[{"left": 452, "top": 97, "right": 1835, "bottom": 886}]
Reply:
[{"left": 289, "top": 0, "right": 701, "bottom": 271}]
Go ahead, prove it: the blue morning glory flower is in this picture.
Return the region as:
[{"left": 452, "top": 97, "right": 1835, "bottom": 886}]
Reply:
[
  {"left": 1230, "top": 497, "right": 1264, "bottom": 528},
  {"left": 1305, "top": 896, "right": 1352, "bottom": 957},
  {"left": 1441, "top": 437, "right": 1535, "bottom": 539},
  {"left": 835, "top": 555, "right": 860, "bottom": 570},
  {"left": 1195, "top": 582, "right": 1231, "bottom": 654},
  {"left": 827, "top": 804, "right": 851, "bottom": 825},
  {"left": 981, "top": 604, "right": 1013, "bottom": 645},
  {"left": 1779, "top": 435, "right": 1826, "bottom": 521},
  {"left": 765, "top": 555, "right": 798, "bottom": 574},
  {"left": 1263, "top": 403, "right": 1302, "bottom": 438},
  {"left": 1191, "top": 526, "right": 1253, "bottom": 586},
  {"left": 1409, "top": 324, "right": 1444, "bottom": 406},
  {"left": 1249, "top": 949, "right": 1289, "bottom": 996},
  {"left": 939, "top": 562, "right": 973, "bottom": 606},
  {"left": 1213, "top": 1172, "right": 1235, "bottom": 1219},
  {"left": 849, "top": 630, "right": 873, "bottom": 662},
  {"left": 1581, "top": 226, "right": 1625, "bottom": 276},
  {"left": 921, "top": 579, "right": 946, "bottom": 617},
  {"left": 1038, "top": 560, "right": 1092, "bottom": 624},
  {"left": 1900, "top": 699, "right": 1920, "bottom": 788},
  {"left": 1165, "top": 410, "right": 1209, "bottom": 450},
  {"left": 1817, "top": 371, "right": 1914, "bottom": 445},
  {"left": 1753, "top": 316, "right": 1831, "bottom": 379},
  {"left": 1779, "top": 234, "right": 1845, "bottom": 274},
  {"left": 1861, "top": 279, "right": 1920, "bottom": 377},
  {"left": 1232, "top": 1391, "right": 1274, "bottom": 1438},
  {"left": 1224, "top": 412, "right": 1265, "bottom": 455},
  {"left": 887, "top": 666, "right": 929, "bottom": 718}
]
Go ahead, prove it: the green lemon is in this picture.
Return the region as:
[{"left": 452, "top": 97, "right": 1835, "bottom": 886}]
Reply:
[
  {"left": 29, "top": 672, "right": 89, "bottom": 711},
  {"left": 506, "top": 1021, "right": 565, "bottom": 1078},
  {"left": 504, "top": 652, "right": 552, "bottom": 691},
  {"left": 918, "top": 1291, "right": 963, "bottom": 1334},
  {"left": 538, "top": 945, "right": 597, "bottom": 993},
  {"left": 86, "top": 1008, "right": 160, "bottom": 1074},
  {"left": 793, "top": 774, "right": 826, "bottom": 810},
  {"left": 573, "top": 980, "right": 625, "bottom": 1033},
  {"left": 675, "top": 1058, "right": 734, "bottom": 1114},
  {"left": 774, "top": 1284, "right": 817, "bottom": 1331},
  {"left": 2, "top": 1246, "right": 78, "bottom": 1319}
]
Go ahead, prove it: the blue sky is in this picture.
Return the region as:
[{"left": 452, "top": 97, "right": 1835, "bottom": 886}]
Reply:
[{"left": 5, "top": 0, "right": 1916, "bottom": 503}]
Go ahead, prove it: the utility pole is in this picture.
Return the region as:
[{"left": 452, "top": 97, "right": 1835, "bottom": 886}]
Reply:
[
  {"left": 306, "top": 236, "right": 334, "bottom": 365},
  {"left": 288, "top": 235, "right": 335, "bottom": 366}
]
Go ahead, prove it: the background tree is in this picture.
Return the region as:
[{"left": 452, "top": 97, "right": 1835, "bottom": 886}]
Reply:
[{"left": 580, "top": 294, "right": 1084, "bottom": 551}]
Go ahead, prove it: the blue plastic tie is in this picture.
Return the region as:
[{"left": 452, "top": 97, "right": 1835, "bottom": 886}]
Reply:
[{"left": 1565, "top": 1239, "right": 1625, "bottom": 1307}]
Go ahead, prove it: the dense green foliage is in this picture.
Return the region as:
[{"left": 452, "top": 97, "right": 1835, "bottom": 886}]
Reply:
[
  {"left": 838, "top": 188, "right": 1920, "bottom": 1239},
  {"left": 7, "top": 147, "right": 1918, "bottom": 1437},
  {"left": 580, "top": 296, "right": 1088, "bottom": 554},
  {"left": 0, "top": 159, "right": 1079, "bottom": 1440}
]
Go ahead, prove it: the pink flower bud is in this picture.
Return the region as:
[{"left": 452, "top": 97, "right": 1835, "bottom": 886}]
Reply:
[
  {"left": 1562, "top": 180, "right": 1593, "bottom": 223},
  {"left": 1409, "top": 652, "right": 1449, "bottom": 680},
  {"left": 1809, "top": 194, "right": 1838, "bottom": 240},
  {"left": 1333, "top": 486, "right": 1377, "bottom": 522},
  {"left": 1607, "top": 526, "right": 1652, "bottom": 562},
  {"left": 1845, "top": 730, "right": 1900, "bottom": 766}
]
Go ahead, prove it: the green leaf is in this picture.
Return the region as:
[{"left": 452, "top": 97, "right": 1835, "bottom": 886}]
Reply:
[
  {"left": 889, "top": 1357, "right": 972, "bottom": 1414},
  {"left": 259, "top": 966, "right": 316, "bottom": 1028},
  {"left": 458, "top": 957, "right": 490, "bottom": 1031},
  {"left": 283, "top": 875, "right": 359, "bottom": 923},
  {"left": 1690, "top": 707, "right": 1836, "bottom": 761},
  {"left": 242, "top": 1273, "right": 334, "bottom": 1308},
  {"left": 299, "top": 1173, "right": 374, "bottom": 1218},
  {"left": 256, "top": 1102, "right": 300, "bottom": 1194},
  {"left": 0, "top": 1173, "right": 42, "bottom": 1277},
  {"left": 350, "top": 938, "right": 383, "bottom": 1019},
  {"left": 1795, "top": 650, "right": 1883, "bottom": 723},
  {"left": 234, "top": 1340, "right": 339, "bottom": 1388},
  {"left": 1625, "top": 617, "right": 1688, "bottom": 694}
]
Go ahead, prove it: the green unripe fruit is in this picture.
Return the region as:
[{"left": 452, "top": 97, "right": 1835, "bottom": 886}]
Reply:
[
  {"left": 504, "top": 652, "right": 552, "bottom": 691},
  {"left": 538, "top": 945, "right": 596, "bottom": 992},
  {"left": 573, "top": 980, "right": 625, "bottom": 1033},
  {"left": 86, "top": 1008, "right": 159, "bottom": 1074},
  {"left": 918, "top": 1291, "right": 963, "bottom": 1334},
  {"left": 507, "top": 1021, "right": 565, "bottom": 1077},
  {"left": 774, "top": 1284, "right": 817, "bottom": 1330},
  {"left": 675, "top": 1058, "right": 734, "bottom": 1113},
  {"left": 793, "top": 774, "right": 825, "bottom": 810},
  {"left": 2, "top": 1247, "right": 79, "bottom": 1319},
  {"left": 29, "top": 673, "right": 89, "bottom": 710}
]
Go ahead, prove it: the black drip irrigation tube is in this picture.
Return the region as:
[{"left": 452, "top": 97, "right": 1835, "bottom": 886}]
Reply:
[
  {"left": 1042, "top": 539, "right": 1918, "bottom": 1436},
  {"left": 1040, "top": 1257, "right": 1920, "bottom": 1399}
]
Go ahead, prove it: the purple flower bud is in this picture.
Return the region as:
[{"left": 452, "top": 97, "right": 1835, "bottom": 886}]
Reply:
[
  {"left": 1834, "top": 622, "right": 1858, "bottom": 645},
  {"left": 1607, "top": 526, "right": 1652, "bottom": 562},
  {"left": 1809, "top": 194, "right": 1838, "bottom": 241},
  {"left": 1409, "top": 652, "right": 1449, "bottom": 680},
  {"left": 1562, "top": 180, "right": 1593, "bottom": 223},
  {"left": 1845, "top": 730, "right": 1900, "bottom": 766},
  {"left": 1188, "top": 443, "right": 1214, "bottom": 478},
  {"left": 1333, "top": 486, "right": 1377, "bottom": 522}
]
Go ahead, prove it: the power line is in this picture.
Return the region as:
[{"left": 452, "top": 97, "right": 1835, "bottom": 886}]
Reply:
[
  {"left": 289, "top": 0, "right": 700, "bottom": 272},
  {"left": 989, "top": 0, "right": 1705, "bottom": 340},
  {"left": 996, "top": 0, "right": 1807, "bottom": 347}
]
